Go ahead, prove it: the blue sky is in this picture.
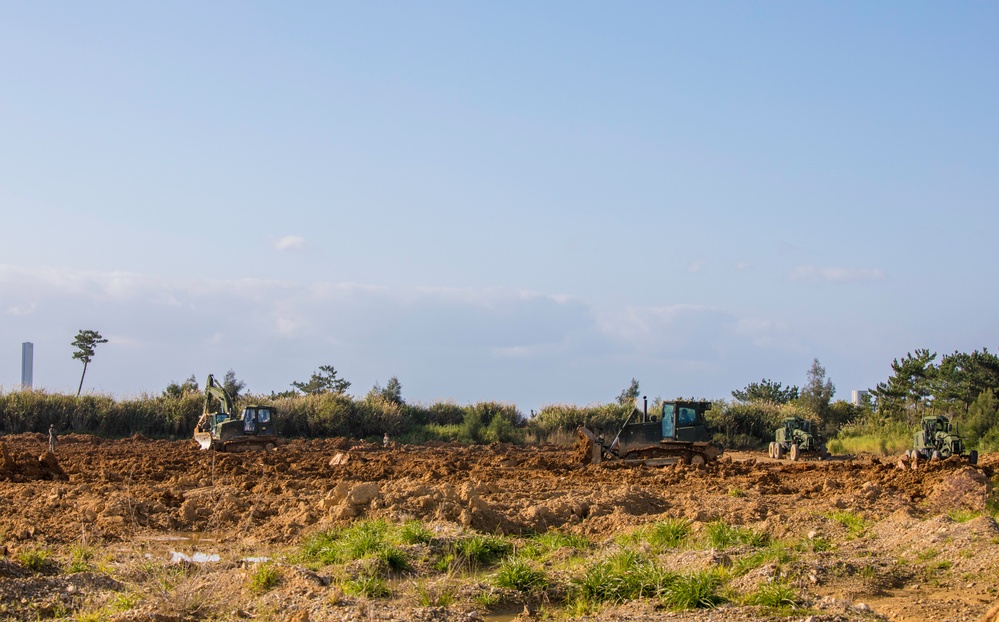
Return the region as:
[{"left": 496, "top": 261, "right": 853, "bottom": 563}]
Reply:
[{"left": 2, "top": 3, "right": 997, "bottom": 412}]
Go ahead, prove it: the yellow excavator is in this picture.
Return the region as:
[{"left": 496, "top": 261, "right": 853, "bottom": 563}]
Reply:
[{"left": 193, "top": 374, "right": 282, "bottom": 452}]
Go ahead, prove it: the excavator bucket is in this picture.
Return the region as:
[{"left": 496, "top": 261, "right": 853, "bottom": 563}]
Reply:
[{"left": 575, "top": 427, "right": 602, "bottom": 465}]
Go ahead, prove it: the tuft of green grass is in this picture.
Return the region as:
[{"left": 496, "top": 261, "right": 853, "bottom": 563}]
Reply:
[
  {"left": 732, "top": 541, "right": 796, "bottom": 576},
  {"left": 412, "top": 580, "right": 457, "bottom": 607},
  {"left": 574, "top": 560, "right": 633, "bottom": 604},
  {"left": 377, "top": 546, "right": 410, "bottom": 572},
  {"left": 729, "top": 488, "right": 746, "bottom": 498},
  {"left": 17, "top": 548, "right": 51, "bottom": 572},
  {"left": 451, "top": 533, "right": 512, "bottom": 568},
  {"left": 660, "top": 569, "right": 727, "bottom": 610},
  {"left": 616, "top": 519, "right": 691, "bottom": 553},
  {"left": 472, "top": 589, "right": 502, "bottom": 608},
  {"left": 802, "top": 535, "right": 833, "bottom": 552},
  {"left": 493, "top": 559, "right": 549, "bottom": 592},
  {"left": 644, "top": 518, "right": 692, "bottom": 552},
  {"left": 528, "top": 530, "right": 590, "bottom": 553},
  {"left": 433, "top": 552, "right": 457, "bottom": 573},
  {"left": 743, "top": 581, "right": 800, "bottom": 607},
  {"left": 826, "top": 511, "right": 868, "bottom": 538},
  {"left": 947, "top": 509, "right": 981, "bottom": 523},
  {"left": 916, "top": 548, "right": 938, "bottom": 562},
  {"left": 298, "top": 520, "right": 403, "bottom": 570},
  {"left": 248, "top": 562, "right": 283, "bottom": 593},
  {"left": 705, "top": 521, "right": 769, "bottom": 549},
  {"left": 344, "top": 574, "right": 391, "bottom": 598},
  {"left": 106, "top": 592, "right": 142, "bottom": 614},
  {"left": 398, "top": 520, "right": 433, "bottom": 545},
  {"left": 68, "top": 545, "right": 94, "bottom": 573}
]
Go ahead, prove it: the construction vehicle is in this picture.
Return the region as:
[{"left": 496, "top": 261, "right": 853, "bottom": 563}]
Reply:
[
  {"left": 903, "top": 414, "right": 977, "bottom": 467},
  {"left": 768, "top": 416, "right": 827, "bottom": 461},
  {"left": 194, "top": 374, "right": 281, "bottom": 452},
  {"left": 577, "top": 398, "right": 723, "bottom": 466}
]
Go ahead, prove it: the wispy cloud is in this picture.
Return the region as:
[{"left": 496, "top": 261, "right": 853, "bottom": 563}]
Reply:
[
  {"left": 274, "top": 235, "right": 306, "bottom": 251},
  {"left": 686, "top": 259, "right": 706, "bottom": 274},
  {"left": 789, "top": 265, "right": 885, "bottom": 282},
  {"left": 0, "top": 263, "right": 814, "bottom": 405}
]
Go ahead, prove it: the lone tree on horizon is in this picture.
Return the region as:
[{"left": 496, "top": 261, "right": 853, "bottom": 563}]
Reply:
[{"left": 72, "top": 329, "right": 108, "bottom": 397}]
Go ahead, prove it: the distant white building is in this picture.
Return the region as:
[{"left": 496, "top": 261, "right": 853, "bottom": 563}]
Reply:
[
  {"left": 21, "top": 342, "right": 33, "bottom": 389},
  {"left": 851, "top": 389, "right": 869, "bottom": 406}
]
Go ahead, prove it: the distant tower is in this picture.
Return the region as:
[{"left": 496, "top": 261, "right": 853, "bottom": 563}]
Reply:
[
  {"left": 851, "top": 389, "right": 869, "bottom": 406},
  {"left": 21, "top": 342, "right": 33, "bottom": 389}
]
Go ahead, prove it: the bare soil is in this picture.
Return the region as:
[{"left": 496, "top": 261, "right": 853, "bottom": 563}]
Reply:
[{"left": 0, "top": 433, "right": 997, "bottom": 621}]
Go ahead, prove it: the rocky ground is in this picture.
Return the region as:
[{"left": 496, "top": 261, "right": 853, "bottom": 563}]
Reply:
[{"left": 0, "top": 433, "right": 996, "bottom": 621}]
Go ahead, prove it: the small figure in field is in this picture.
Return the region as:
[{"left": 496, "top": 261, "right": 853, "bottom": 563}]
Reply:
[
  {"left": 383, "top": 433, "right": 390, "bottom": 448},
  {"left": 48, "top": 424, "right": 57, "bottom": 454}
]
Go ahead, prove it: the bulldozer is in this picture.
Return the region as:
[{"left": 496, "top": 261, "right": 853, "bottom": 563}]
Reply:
[
  {"left": 577, "top": 398, "right": 723, "bottom": 466},
  {"left": 903, "top": 414, "right": 977, "bottom": 467},
  {"left": 769, "top": 416, "right": 827, "bottom": 461},
  {"left": 193, "top": 374, "right": 282, "bottom": 452}
]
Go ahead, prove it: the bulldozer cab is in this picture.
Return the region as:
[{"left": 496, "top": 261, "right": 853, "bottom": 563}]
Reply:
[
  {"left": 661, "top": 401, "right": 711, "bottom": 442},
  {"left": 240, "top": 406, "right": 275, "bottom": 435}
]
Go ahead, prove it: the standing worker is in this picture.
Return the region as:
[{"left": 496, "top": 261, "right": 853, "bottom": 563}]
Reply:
[{"left": 48, "top": 424, "right": 57, "bottom": 454}]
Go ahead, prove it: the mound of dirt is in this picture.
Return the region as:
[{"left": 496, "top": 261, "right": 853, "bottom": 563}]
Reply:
[{"left": 0, "top": 442, "right": 68, "bottom": 482}]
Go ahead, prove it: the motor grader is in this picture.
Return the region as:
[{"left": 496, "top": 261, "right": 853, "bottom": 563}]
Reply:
[
  {"left": 903, "top": 414, "right": 977, "bottom": 467},
  {"left": 769, "top": 416, "right": 827, "bottom": 461},
  {"left": 577, "top": 398, "right": 723, "bottom": 466},
  {"left": 193, "top": 374, "right": 282, "bottom": 452}
]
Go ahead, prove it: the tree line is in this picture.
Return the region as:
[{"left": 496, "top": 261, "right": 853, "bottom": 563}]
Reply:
[{"left": 7, "top": 331, "right": 999, "bottom": 452}]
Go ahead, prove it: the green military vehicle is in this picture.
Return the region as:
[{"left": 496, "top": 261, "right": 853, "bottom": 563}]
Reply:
[
  {"left": 194, "top": 374, "right": 282, "bottom": 452},
  {"left": 769, "top": 416, "right": 827, "bottom": 461},
  {"left": 578, "top": 399, "right": 724, "bottom": 466},
  {"left": 904, "top": 414, "right": 977, "bottom": 466}
]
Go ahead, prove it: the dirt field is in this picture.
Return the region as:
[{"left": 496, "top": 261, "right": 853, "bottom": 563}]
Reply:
[{"left": 1, "top": 433, "right": 997, "bottom": 621}]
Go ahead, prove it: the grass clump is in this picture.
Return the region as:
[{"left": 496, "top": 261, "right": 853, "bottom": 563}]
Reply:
[
  {"left": 743, "top": 581, "right": 800, "bottom": 607},
  {"left": 826, "top": 511, "right": 868, "bottom": 538},
  {"left": 661, "top": 569, "right": 727, "bottom": 610},
  {"left": 574, "top": 555, "right": 642, "bottom": 604},
  {"left": 522, "top": 530, "right": 590, "bottom": 557},
  {"left": 493, "top": 558, "right": 549, "bottom": 592},
  {"left": 642, "top": 518, "right": 692, "bottom": 552},
  {"left": 377, "top": 546, "right": 410, "bottom": 572},
  {"left": 398, "top": 520, "right": 433, "bottom": 545},
  {"left": 343, "top": 574, "right": 391, "bottom": 598},
  {"left": 947, "top": 508, "right": 981, "bottom": 523},
  {"left": 68, "top": 545, "right": 94, "bottom": 573},
  {"left": 248, "top": 562, "right": 283, "bottom": 593},
  {"left": 732, "top": 541, "right": 796, "bottom": 576},
  {"left": 705, "top": 521, "right": 770, "bottom": 549},
  {"left": 17, "top": 547, "right": 51, "bottom": 572},
  {"left": 450, "top": 533, "right": 512, "bottom": 569},
  {"left": 298, "top": 519, "right": 409, "bottom": 574},
  {"left": 412, "top": 580, "right": 457, "bottom": 607},
  {"left": 572, "top": 551, "right": 726, "bottom": 610}
]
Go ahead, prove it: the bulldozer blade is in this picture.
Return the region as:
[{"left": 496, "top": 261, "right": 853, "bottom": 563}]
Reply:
[
  {"left": 576, "top": 427, "right": 602, "bottom": 465},
  {"left": 194, "top": 432, "right": 214, "bottom": 450}
]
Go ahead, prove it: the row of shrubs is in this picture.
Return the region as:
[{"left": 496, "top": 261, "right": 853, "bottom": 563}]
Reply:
[
  {"left": 0, "top": 389, "right": 532, "bottom": 444},
  {"left": 0, "top": 389, "right": 826, "bottom": 449}
]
